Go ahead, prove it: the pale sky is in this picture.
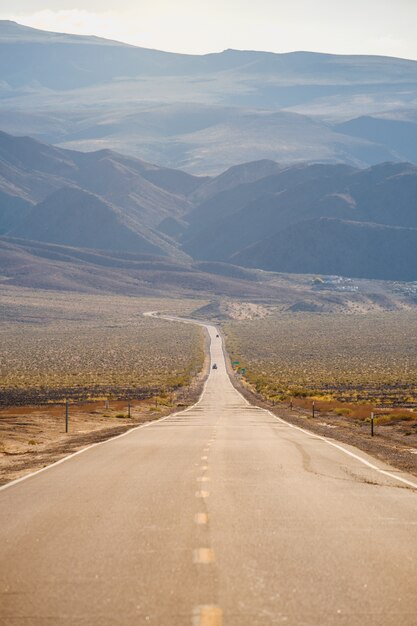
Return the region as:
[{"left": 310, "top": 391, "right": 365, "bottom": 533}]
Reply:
[{"left": 1, "top": 0, "right": 417, "bottom": 60}]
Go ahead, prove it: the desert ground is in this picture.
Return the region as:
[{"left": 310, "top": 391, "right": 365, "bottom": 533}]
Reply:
[{"left": 1, "top": 286, "right": 417, "bottom": 484}]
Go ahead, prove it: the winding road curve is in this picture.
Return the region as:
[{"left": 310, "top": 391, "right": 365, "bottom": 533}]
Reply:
[{"left": 1, "top": 316, "right": 416, "bottom": 625}]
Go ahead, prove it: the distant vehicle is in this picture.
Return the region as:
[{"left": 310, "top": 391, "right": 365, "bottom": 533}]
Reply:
[{"left": 212, "top": 363, "right": 218, "bottom": 369}]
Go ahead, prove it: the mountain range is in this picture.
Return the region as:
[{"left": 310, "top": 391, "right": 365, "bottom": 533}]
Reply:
[
  {"left": 0, "top": 130, "right": 417, "bottom": 283},
  {"left": 0, "top": 129, "right": 205, "bottom": 258},
  {"left": 1, "top": 21, "right": 417, "bottom": 174},
  {"left": 183, "top": 161, "right": 417, "bottom": 281}
]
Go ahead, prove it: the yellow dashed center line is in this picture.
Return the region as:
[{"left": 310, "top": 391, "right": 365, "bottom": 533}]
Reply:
[
  {"left": 193, "top": 605, "right": 223, "bottom": 626},
  {"left": 195, "top": 490, "right": 210, "bottom": 498},
  {"left": 191, "top": 339, "right": 223, "bottom": 626},
  {"left": 193, "top": 548, "right": 215, "bottom": 564}
]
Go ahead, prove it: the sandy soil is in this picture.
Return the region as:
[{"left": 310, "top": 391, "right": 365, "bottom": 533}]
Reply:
[
  {"left": 0, "top": 363, "right": 210, "bottom": 487},
  {"left": 223, "top": 301, "right": 270, "bottom": 320},
  {"left": 0, "top": 399, "right": 165, "bottom": 486}
]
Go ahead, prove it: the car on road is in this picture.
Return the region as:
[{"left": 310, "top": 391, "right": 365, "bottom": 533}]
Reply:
[{"left": 212, "top": 363, "right": 218, "bottom": 369}]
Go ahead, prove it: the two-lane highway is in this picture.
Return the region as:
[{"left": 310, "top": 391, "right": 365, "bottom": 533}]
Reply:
[{"left": 1, "top": 320, "right": 416, "bottom": 625}]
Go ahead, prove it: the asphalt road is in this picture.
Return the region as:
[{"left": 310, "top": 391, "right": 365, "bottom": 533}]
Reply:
[{"left": 1, "top": 320, "right": 417, "bottom": 625}]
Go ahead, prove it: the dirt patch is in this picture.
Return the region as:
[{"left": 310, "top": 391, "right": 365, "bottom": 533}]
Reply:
[
  {"left": 193, "top": 300, "right": 271, "bottom": 321},
  {"left": 0, "top": 400, "right": 161, "bottom": 485},
  {"left": 223, "top": 301, "right": 270, "bottom": 320}
]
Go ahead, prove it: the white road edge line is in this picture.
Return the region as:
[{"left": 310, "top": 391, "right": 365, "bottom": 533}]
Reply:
[
  {"left": 160, "top": 313, "right": 417, "bottom": 491},
  {"left": 155, "top": 312, "right": 417, "bottom": 490},
  {"left": 266, "top": 410, "right": 417, "bottom": 489}
]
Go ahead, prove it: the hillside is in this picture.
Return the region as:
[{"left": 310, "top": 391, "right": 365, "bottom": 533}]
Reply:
[
  {"left": 0, "top": 237, "right": 414, "bottom": 313},
  {"left": 181, "top": 161, "right": 417, "bottom": 280},
  {"left": 233, "top": 218, "right": 417, "bottom": 281},
  {"left": 183, "top": 163, "right": 355, "bottom": 244},
  {"left": 10, "top": 187, "right": 164, "bottom": 255},
  {"left": 0, "top": 130, "right": 205, "bottom": 258},
  {"left": 2, "top": 129, "right": 417, "bottom": 281},
  {"left": 0, "top": 236, "right": 285, "bottom": 300},
  {"left": 1, "top": 21, "right": 417, "bottom": 173}
]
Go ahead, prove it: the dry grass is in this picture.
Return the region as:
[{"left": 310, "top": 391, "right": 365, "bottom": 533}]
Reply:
[
  {"left": 224, "top": 311, "right": 417, "bottom": 407},
  {"left": 225, "top": 312, "right": 417, "bottom": 456}
]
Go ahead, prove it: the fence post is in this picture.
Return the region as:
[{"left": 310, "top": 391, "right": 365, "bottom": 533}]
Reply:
[
  {"left": 371, "top": 412, "right": 374, "bottom": 437},
  {"left": 128, "top": 402, "right": 131, "bottom": 418},
  {"left": 312, "top": 401, "right": 315, "bottom": 418},
  {"left": 65, "top": 399, "right": 69, "bottom": 433}
]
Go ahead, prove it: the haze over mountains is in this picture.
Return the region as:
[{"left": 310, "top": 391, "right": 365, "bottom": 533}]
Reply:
[
  {"left": 0, "top": 22, "right": 416, "bottom": 290},
  {"left": 183, "top": 161, "right": 417, "bottom": 281},
  {"left": 1, "top": 21, "right": 417, "bottom": 174},
  {"left": 1, "top": 130, "right": 417, "bottom": 284},
  {"left": 0, "top": 129, "right": 204, "bottom": 258}
]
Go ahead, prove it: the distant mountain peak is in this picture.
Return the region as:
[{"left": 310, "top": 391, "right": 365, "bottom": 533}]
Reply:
[{"left": 0, "top": 19, "right": 131, "bottom": 47}]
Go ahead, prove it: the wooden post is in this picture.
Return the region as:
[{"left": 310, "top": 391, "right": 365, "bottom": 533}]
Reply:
[
  {"left": 65, "top": 399, "right": 69, "bottom": 433},
  {"left": 312, "top": 401, "right": 315, "bottom": 418},
  {"left": 371, "top": 412, "right": 374, "bottom": 437},
  {"left": 128, "top": 402, "right": 131, "bottom": 418}
]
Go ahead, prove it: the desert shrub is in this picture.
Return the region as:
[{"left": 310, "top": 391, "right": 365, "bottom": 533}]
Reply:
[
  {"left": 224, "top": 312, "right": 417, "bottom": 406},
  {"left": 0, "top": 292, "right": 205, "bottom": 402}
]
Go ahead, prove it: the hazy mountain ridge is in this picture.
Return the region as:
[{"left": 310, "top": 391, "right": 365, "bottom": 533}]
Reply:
[
  {"left": 0, "top": 130, "right": 206, "bottom": 258},
  {"left": 233, "top": 217, "right": 417, "bottom": 282},
  {"left": 0, "top": 236, "right": 277, "bottom": 299},
  {"left": 9, "top": 186, "right": 164, "bottom": 255},
  {"left": 1, "top": 130, "right": 417, "bottom": 282},
  {"left": 1, "top": 237, "right": 413, "bottom": 314},
  {"left": 1, "top": 21, "right": 417, "bottom": 174},
  {"left": 181, "top": 160, "right": 417, "bottom": 280}
]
